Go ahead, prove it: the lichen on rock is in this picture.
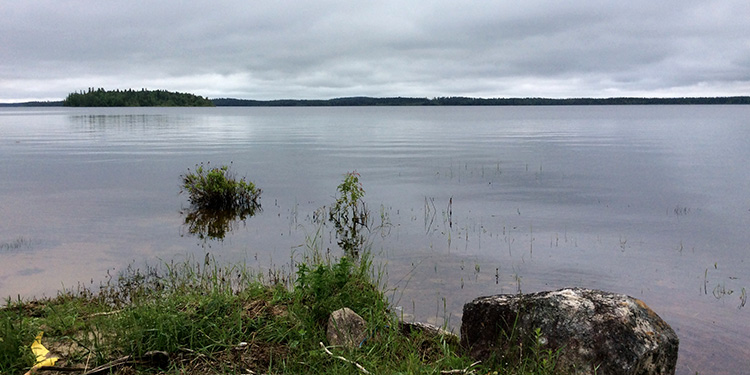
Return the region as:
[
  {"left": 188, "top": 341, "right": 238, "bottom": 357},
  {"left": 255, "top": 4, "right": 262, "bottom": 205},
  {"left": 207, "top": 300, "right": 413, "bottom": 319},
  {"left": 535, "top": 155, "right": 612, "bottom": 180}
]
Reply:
[{"left": 460, "top": 288, "right": 679, "bottom": 375}]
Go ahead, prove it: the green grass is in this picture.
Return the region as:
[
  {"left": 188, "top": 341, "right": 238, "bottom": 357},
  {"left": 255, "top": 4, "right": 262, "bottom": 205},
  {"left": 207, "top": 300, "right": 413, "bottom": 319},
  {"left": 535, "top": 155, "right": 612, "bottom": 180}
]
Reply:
[
  {"left": 1, "top": 251, "right": 560, "bottom": 375},
  {"left": 0, "top": 306, "right": 36, "bottom": 371}
]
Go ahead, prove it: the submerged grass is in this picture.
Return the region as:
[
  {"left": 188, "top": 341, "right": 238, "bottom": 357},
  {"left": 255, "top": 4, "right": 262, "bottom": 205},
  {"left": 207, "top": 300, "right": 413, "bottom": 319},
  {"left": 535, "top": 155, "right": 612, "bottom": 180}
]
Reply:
[{"left": 1, "top": 251, "right": 559, "bottom": 374}]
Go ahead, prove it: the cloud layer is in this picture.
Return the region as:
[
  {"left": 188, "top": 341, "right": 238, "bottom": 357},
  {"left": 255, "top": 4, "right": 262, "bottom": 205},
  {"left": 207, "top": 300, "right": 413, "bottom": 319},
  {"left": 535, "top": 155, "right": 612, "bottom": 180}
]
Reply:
[{"left": 3, "top": 1, "right": 750, "bottom": 102}]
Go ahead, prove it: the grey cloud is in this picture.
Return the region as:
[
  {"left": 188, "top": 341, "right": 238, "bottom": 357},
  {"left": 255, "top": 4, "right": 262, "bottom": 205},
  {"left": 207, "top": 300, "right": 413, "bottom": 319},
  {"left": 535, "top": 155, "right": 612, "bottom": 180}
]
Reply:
[{"left": 2, "top": 1, "right": 750, "bottom": 102}]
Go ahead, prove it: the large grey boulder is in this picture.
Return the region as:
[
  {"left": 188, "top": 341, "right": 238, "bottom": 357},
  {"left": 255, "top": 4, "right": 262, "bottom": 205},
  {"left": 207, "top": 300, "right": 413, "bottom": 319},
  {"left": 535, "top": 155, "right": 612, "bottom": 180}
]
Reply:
[{"left": 460, "top": 288, "right": 679, "bottom": 375}]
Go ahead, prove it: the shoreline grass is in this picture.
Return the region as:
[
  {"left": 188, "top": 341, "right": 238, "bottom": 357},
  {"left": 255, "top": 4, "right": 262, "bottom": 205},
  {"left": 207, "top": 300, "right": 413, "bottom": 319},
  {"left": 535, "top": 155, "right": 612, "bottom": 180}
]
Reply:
[{"left": 1, "top": 250, "right": 558, "bottom": 374}]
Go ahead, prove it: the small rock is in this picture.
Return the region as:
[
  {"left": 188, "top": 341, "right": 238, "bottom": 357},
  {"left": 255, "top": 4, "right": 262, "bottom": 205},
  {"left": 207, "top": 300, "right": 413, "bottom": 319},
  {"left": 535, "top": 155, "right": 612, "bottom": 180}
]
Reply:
[
  {"left": 327, "top": 308, "right": 368, "bottom": 349},
  {"left": 460, "top": 288, "right": 679, "bottom": 375}
]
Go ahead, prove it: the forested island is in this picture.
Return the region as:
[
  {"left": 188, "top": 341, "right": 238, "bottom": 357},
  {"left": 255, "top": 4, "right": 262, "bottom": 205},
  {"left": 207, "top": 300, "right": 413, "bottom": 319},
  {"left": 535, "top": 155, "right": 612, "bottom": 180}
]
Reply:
[{"left": 63, "top": 88, "right": 214, "bottom": 107}]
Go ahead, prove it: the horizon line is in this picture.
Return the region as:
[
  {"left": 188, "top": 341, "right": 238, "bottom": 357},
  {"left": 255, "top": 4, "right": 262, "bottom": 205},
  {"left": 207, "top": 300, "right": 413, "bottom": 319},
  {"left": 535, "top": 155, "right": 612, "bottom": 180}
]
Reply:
[{"left": 3, "top": 94, "right": 750, "bottom": 106}]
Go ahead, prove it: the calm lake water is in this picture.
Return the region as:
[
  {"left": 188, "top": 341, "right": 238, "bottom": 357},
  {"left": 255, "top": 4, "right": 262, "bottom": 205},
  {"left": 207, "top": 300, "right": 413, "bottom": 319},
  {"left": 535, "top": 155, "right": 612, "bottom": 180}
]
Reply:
[{"left": 1, "top": 106, "right": 748, "bottom": 374}]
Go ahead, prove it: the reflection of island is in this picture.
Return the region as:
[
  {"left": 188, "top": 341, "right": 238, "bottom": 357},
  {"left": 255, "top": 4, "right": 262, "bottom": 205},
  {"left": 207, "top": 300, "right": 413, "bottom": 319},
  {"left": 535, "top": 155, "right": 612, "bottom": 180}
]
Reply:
[{"left": 181, "top": 202, "right": 261, "bottom": 241}]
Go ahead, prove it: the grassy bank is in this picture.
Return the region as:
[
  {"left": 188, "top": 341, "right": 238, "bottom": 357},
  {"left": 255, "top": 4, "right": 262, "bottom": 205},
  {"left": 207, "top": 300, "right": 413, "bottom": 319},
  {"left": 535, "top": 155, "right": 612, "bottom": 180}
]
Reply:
[{"left": 1, "top": 250, "right": 558, "bottom": 374}]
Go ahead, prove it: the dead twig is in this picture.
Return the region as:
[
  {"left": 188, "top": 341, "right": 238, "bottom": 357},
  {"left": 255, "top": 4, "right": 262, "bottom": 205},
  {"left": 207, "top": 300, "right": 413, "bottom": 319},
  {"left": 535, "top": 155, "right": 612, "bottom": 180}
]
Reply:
[
  {"left": 440, "top": 360, "right": 481, "bottom": 375},
  {"left": 80, "top": 309, "right": 124, "bottom": 319},
  {"left": 42, "top": 350, "right": 169, "bottom": 375},
  {"left": 319, "top": 342, "right": 370, "bottom": 374}
]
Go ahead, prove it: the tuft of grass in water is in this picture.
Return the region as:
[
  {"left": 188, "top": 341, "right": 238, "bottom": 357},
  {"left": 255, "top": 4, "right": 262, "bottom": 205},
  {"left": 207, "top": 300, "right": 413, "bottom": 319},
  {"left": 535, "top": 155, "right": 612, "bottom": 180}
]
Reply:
[
  {"left": 180, "top": 161, "right": 260, "bottom": 212},
  {"left": 180, "top": 162, "right": 262, "bottom": 242},
  {"left": 0, "top": 237, "right": 37, "bottom": 251}
]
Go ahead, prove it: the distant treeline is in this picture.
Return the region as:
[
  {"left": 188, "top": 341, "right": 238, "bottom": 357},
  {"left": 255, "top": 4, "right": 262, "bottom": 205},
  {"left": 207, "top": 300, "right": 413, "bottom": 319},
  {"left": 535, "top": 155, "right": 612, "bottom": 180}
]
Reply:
[
  {"left": 213, "top": 96, "right": 750, "bottom": 106},
  {"left": 0, "top": 101, "right": 63, "bottom": 107},
  {"left": 4, "top": 94, "right": 750, "bottom": 107},
  {"left": 63, "top": 88, "right": 214, "bottom": 107}
]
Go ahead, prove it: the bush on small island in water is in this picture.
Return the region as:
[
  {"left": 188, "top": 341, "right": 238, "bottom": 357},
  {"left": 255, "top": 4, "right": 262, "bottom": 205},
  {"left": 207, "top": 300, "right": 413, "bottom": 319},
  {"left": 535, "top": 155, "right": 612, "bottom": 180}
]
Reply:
[
  {"left": 181, "top": 162, "right": 260, "bottom": 211},
  {"left": 180, "top": 162, "right": 261, "bottom": 241}
]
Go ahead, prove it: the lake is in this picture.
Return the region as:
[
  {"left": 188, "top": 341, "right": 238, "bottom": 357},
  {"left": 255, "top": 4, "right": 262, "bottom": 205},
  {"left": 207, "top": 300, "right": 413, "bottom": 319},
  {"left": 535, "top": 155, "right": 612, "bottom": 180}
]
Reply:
[{"left": 1, "top": 106, "right": 748, "bottom": 374}]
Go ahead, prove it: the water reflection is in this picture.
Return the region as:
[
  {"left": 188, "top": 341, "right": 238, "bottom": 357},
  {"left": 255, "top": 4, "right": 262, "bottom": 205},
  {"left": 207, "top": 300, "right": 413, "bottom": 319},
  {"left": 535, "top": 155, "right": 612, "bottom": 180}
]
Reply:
[
  {"left": 3, "top": 106, "right": 750, "bottom": 375},
  {"left": 180, "top": 202, "right": 261, "bottom": 242},
  {"left": 72, "top": 114, "right": 167, "bottom": 127}
]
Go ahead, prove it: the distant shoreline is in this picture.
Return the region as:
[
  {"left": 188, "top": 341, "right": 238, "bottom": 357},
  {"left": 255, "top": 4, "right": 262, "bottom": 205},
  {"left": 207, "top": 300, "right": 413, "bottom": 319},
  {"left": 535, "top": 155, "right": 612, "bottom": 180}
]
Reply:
[
  {"left": 211, "top": 96, "right": 750, "bottom": 106},
  {"left": 3, "top": 95, "right": 750, "bottom": 107}
]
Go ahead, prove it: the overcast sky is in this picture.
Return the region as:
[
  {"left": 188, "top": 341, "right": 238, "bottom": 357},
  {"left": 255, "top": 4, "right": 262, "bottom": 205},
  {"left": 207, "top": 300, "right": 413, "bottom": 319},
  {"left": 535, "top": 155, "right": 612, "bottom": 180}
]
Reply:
[{"left": 2, "top": 1, "right": 750, "bottom": 102}]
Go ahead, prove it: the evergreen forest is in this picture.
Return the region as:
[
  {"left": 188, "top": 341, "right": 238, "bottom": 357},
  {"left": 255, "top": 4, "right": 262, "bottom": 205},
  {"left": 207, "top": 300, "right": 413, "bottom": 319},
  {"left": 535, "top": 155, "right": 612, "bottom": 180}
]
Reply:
[{"left": 63, "top": 88, "right": 214, "bottom": 107}]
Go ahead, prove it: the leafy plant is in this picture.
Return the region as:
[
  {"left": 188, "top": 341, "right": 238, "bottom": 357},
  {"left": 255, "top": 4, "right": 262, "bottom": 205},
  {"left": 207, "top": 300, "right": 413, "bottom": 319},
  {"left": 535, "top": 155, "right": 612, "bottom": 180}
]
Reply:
[{"left": 328, "top": 171, "right": 369, "bottom": 256}]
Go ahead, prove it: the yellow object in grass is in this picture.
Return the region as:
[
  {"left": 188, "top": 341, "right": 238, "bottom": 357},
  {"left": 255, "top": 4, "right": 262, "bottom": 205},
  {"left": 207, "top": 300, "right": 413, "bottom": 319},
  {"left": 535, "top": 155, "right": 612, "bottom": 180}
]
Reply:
[{"left": 28, "top": 332, "right": 58, "bottom": 371}]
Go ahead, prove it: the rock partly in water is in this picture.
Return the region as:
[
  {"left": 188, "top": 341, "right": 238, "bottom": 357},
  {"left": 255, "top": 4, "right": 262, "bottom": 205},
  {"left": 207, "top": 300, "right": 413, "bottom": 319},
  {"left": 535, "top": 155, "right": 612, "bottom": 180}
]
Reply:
[
  {"left": 327, "top": 307, "right": 368, "bottom": 349},
  {"left": 460, "top": 288, "right": 679, "bottom": 375}
]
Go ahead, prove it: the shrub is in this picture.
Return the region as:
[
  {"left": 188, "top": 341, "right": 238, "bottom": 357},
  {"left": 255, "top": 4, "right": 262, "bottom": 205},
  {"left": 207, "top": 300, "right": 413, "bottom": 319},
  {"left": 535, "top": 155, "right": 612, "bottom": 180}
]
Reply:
[{"left": 180, "top": 162, "right": 260, "bottom": 211}]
